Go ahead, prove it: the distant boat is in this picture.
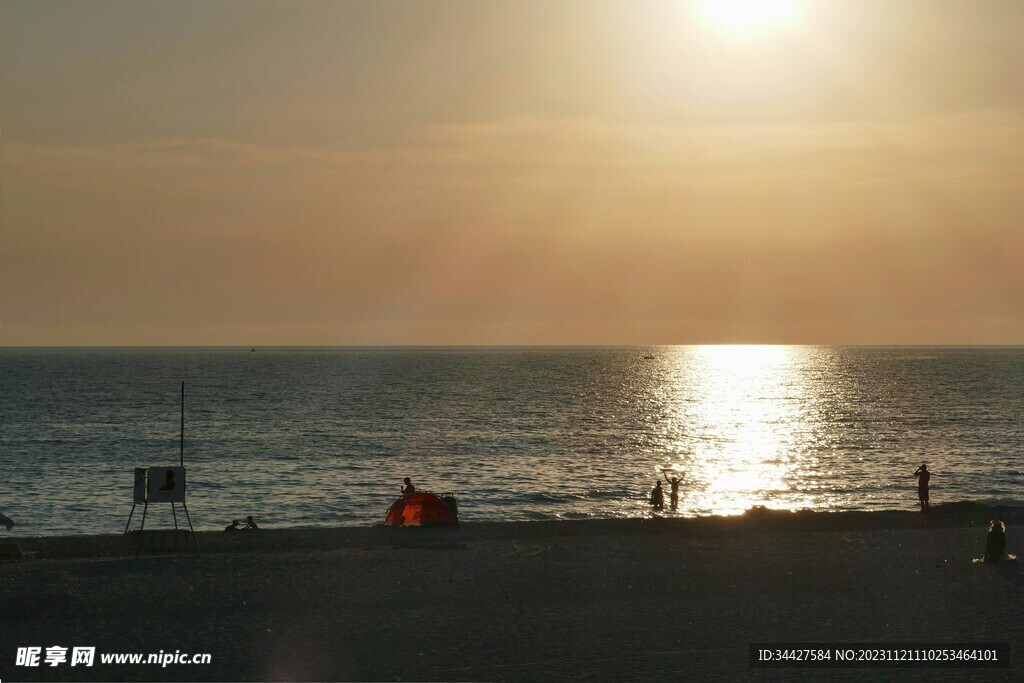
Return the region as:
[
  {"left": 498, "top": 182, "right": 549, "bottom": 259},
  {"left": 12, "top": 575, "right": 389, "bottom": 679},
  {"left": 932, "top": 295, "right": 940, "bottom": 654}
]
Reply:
[
  {"left": 643, "top": 355, "right": 655, "bottom": 360},
  {"left": 250, "top": 348, "right": 256, "bottom": 352}
]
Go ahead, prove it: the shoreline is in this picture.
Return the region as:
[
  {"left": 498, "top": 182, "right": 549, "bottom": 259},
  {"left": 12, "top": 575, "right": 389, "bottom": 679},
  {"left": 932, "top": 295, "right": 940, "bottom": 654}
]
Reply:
[{"left": 10, "top": 502, "right": 1024, "bottom": 560}]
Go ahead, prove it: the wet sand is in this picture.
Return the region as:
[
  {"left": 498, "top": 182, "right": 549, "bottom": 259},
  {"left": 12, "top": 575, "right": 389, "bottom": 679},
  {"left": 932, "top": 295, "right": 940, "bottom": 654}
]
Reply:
[{"left": 2, "top": 508, "right": 1022, "bottom": 681}]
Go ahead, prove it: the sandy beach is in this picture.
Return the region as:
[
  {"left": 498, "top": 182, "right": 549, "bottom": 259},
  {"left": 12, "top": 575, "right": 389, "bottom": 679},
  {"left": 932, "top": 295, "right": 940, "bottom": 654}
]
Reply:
[{"left": 2, "top": 508, "right": 1022, "bottom": 681}]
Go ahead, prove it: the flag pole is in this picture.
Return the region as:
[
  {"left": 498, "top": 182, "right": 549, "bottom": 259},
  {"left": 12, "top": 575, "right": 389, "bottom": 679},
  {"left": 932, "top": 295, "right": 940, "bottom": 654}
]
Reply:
[{"left": 180, "top": 381, "right": 185, "bottom": 467}]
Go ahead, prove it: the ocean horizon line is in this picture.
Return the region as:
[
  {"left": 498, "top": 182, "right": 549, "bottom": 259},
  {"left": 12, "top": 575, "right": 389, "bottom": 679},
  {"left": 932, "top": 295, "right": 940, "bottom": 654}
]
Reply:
[{"left": 3, "top": 343, "right": 1024, "bottom": 350}]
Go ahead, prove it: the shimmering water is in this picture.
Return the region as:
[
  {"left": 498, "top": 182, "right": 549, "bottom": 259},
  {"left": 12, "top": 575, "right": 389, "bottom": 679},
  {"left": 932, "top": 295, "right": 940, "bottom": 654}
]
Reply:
[{"left": 2, "top": 346, "right": 1022, "bottom": 536}]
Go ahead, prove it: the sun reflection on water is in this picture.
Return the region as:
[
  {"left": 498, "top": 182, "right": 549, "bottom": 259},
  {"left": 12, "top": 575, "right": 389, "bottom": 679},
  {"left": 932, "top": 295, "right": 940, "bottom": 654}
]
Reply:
[{"left": 659, "top": 345, "right": 815, "bottom": 515}]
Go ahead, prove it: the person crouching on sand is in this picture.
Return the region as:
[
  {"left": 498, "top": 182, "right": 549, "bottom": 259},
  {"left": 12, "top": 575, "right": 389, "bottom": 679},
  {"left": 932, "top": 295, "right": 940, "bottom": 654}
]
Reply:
[
  {"left": 986, "top": 520, "right": 1006, "bottom": 563},
  {"left": 245, "top": 515, "right": 259, "bottom": 530},
  {"left": 650, "top": 481, "right": 664, "bottom": 511},
  {"left": 225, "top": 520, "right": 241, "bottom": 532}
]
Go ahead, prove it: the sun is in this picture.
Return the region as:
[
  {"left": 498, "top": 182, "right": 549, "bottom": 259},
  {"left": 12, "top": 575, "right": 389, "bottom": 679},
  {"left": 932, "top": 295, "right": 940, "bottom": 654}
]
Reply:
[{"left": 698, "top": 0, "right": 801, "bottom": 36}]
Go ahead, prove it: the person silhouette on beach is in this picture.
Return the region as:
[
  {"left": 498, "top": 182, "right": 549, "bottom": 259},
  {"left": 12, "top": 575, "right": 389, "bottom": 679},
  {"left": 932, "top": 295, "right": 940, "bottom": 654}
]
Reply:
[
  {"left": 389, "top": 479, "right": 415, "bottom": 525},
  {"left": 245, "top": 515, "right": 259, "bottom": 530},
  {"left": 913, "top": 463, "right": 930, "bottom": 511},
  {"left": 985, "top": 520, "right": 1006, "bottom": 563},
  {"left": 159, "top": 470, "right": 176, "bottom": 492},
  {"left": 663, "top": 472, "right": 683, "bottom": 511},
  {"left": 650, "top": 481, "right": 664, "bottom": 510},
  {"left": 225, "top": 520, "right": 241, "bottom": 532}
]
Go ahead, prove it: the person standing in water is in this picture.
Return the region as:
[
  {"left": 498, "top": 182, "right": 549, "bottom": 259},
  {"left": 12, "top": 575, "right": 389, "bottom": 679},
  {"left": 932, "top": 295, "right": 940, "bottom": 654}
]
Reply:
[
  {"left": 650, "top": 481, "right": 664, "bottom": 511},
  {"left": 663, "top": 472, "right": 683, "bottom": 511},
  {"left": 913, "top": 463, "right": 930, "bottom": 511}
]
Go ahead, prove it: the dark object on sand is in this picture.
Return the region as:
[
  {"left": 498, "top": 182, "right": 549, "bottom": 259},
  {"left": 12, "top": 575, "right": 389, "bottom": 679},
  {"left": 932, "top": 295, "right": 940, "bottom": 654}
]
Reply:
[
  {"left": 986, "top": 520, "right": 1006, "bottom": 563},
  {"left": 441, "top": 494, "right": 459, "bottom": 518},
  {"left": 0, "top": 541, "right": 23, "bottom": 561},
  {"left": 384, "top": 492, "right": 458, "bottom": 527},
  {"left": 0, "top": 513, "right": 13, "bottom": 531}
]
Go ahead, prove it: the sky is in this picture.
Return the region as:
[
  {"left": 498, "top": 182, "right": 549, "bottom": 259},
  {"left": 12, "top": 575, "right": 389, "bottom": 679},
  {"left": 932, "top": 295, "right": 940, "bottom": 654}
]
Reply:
[{"left": 1, "top": 0, "right": 1022, "bottom": 345}]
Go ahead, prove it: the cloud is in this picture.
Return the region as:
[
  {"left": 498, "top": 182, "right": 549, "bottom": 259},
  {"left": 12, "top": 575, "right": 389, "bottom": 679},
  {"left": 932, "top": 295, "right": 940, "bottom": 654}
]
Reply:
[{"left": 3, "top": 109, "right": 1023, "bottom": 344}]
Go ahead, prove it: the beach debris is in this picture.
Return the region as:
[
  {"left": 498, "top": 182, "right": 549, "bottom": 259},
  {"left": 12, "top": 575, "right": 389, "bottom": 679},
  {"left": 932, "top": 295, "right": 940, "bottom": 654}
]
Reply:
[{"left": 505, "top": 543, "right": 546, "bottom": 557}]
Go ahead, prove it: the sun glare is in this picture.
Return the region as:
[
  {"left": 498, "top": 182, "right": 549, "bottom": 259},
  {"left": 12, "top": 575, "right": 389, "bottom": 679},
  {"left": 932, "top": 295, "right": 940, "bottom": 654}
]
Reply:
[
  {"left": 660, "top": 345, "right": 812, "bottom": 516},
  {"left": 698, "top": 0, "right": 801, "bottom": 35}
]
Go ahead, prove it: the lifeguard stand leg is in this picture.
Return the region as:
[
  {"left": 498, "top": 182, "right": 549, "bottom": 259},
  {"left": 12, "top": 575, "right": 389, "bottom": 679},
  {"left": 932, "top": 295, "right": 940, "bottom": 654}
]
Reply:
[
  {"left": 123, "top": 503, "right": 137, "bottom": 536},
  {"left": 182, "top": 503, "right": 201, "bottom": 557},
  {"left": 135, "top": 502, "right": 149, "bottom": 558}
]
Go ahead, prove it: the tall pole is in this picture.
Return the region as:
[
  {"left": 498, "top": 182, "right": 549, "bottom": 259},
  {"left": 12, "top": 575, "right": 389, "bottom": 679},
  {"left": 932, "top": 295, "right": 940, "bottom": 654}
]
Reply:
[{"left": 180, "top": 381, "right": 185, "bottom": 467}]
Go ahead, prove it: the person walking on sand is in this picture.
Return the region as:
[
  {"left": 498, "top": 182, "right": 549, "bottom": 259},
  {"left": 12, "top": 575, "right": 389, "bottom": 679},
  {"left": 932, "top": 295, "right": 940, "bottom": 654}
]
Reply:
[
  {"left": 650, "top": 481, "right": 664, "bottom": 511},
  {"left": 913, "top": 463, "right": 930, "bottom": 511},
  {"left": 985, "top": 520, "right": 1006, "bottom": 563},
  {"left": 401, "top": 477, "right": 416, "bottom": 496},
  {"left": 663, "top": 472, "right": 683, "bottom": 511}
]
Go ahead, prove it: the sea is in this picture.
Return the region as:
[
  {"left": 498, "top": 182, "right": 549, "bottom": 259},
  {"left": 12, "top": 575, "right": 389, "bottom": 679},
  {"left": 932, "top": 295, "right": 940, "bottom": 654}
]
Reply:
[{"left": 1, "top": 346, "right": 1022, "bottom": 536}]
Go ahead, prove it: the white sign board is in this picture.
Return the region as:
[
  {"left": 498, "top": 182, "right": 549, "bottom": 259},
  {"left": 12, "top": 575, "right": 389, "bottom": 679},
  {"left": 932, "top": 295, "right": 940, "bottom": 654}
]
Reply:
[{"left": 147, "top": 467, "right": 186, "bottom": 503}]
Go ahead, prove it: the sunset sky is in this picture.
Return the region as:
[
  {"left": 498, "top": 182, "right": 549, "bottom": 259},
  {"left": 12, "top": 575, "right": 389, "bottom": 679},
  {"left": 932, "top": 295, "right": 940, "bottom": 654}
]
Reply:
[{"left": 2, "top": 0, "right": 1022, "bottom": 345}]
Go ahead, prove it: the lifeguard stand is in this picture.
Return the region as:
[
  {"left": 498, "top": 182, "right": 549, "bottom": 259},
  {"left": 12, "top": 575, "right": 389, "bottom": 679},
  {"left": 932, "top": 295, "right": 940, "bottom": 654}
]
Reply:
[
  {"left": 122, "top": 383, "right": 201, "bottom": 556},
  {"left": 123, "top": 466, "right": 200, "bottom": 556}
]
